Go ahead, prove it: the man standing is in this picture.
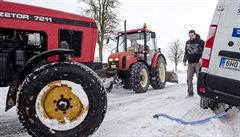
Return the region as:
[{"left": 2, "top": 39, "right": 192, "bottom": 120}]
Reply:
[{"left": 183, "top": 30, "right": 205, "bottom": 97}]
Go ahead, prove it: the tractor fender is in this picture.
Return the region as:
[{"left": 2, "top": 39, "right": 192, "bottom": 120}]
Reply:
[
  {"left": 138, "top": 60, "right": 149, "bottom": 68},
  {"left": 151, "top": 52, "right": 167, "bottom": 69},
  {"left": 5, "top": 49, "right": 74, "bottom": 111}
]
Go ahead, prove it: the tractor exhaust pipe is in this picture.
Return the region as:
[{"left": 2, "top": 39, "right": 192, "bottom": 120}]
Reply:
[{"left": 124, "top": 20, "right": 127, "bottom": 52}]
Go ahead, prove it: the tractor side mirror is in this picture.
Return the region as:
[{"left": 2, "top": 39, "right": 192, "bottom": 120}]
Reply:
[
  {"left": 106, "top": 36, "right": 119, "bottom": 44},
  {"left": 111, "top": 48, "right": 117, "bottom": 54},
  {"left": 151, "top": 32, "right": 156, "bottom": 38},
  {"left": 156, "top": 48, "right": 161, "bottom": 52}
]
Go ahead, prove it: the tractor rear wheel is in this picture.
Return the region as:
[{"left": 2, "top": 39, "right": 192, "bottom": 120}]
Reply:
[
  {"left": 17, "top": 62, "right": 107, "bottom": 137},
  {"left": 130, "top": 62, "right": 150, "bottom": 93},
  {"left": 151, "top": 57, "right": 166, "bottom": 89}
]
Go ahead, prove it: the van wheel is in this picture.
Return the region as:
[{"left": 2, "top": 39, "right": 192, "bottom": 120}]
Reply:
[
  {"left": 151, "top": 57, "right": 166, "bottom": 89},
  {"left": 208, "top": 100, "right": 218, "bottom": 111},
  {"left": 214, "top": 103, "right": 231, "bottom": 114},
  {"left": 130, "top": 62, "right": 149, "bottom": 93},
  {"left": 17, "top": 62, "right": 107, "bottom": 137}
]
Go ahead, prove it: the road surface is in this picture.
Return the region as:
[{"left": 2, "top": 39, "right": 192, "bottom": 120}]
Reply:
[{"left": 0, "top": 73, "right": 239, "bottom": 137}]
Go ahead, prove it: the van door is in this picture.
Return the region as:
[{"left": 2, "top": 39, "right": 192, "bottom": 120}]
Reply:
[{"left": 208, "top": 0, "right": 240, "bottom": 82}]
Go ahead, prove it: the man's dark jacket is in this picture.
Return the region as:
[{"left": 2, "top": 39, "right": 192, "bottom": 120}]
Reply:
[{"left": 183, "top": 34, "right": 205, "bottom": 64}]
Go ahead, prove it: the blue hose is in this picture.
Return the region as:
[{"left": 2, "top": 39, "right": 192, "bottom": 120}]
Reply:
[{"left": 153, "top": 112, "right": 227, "bottom": 125}]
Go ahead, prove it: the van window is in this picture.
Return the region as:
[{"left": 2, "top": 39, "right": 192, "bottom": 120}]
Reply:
[{"left": 59, "top": 29, "right": 83, "bottom": 57}]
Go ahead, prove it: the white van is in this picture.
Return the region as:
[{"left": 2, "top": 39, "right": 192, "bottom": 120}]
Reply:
[{"left": 198, "top": 0, "right": 240, "bottom": 109}]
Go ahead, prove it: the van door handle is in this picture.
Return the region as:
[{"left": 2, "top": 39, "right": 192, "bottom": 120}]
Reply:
[{"left": 218, "top": 50, "right": 240, "bottom": 59}]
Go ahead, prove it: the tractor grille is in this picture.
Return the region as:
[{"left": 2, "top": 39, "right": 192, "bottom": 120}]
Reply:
[
  {"left": 0, "top": 50, "right": 12, "bottom": 86},
  {"left": 109, "top": 61, "right": 119, "bottom": 70},
  {"left": 122, "top": 56, "right": 126, "bottom": 69}
]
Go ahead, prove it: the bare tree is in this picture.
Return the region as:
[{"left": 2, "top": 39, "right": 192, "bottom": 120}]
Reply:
[
  {"left": 167, "top": 39, "right": 184, "bottom": 72},
  {"left": 79, "top": 0, "right": 120, "bottom": 62}
]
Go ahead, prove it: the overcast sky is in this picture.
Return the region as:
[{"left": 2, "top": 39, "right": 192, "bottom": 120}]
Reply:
[{"left": 7, "top": 0, "right": 218, "bottom": 70}]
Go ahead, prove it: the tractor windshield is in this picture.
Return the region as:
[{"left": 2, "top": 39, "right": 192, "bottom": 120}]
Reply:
[{"left": 117, "top": 32, "right": 152, "bottom": 53}]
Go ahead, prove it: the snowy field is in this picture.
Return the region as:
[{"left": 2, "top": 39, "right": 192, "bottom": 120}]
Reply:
[{"left": 0, "top": 73, "right": 240, "bottom": 137}]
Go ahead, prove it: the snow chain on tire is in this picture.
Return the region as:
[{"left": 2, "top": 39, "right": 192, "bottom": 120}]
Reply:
[
  {"left": 130, "top": 62, "right": 150, "bottom": 93},
  {"left": 123, "top": 79, "right": 132, "bottom": 89},
  {"left": 151, "top": 57, "right": 166, "bottom": 89}
]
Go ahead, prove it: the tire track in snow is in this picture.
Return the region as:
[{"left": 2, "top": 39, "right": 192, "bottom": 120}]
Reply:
[
  {"left": 0, "top": 87, "right": 29, "bottom": 137},
  {"left": 107, "top": 84, "right": 186, "bottom": 108},
  {"left": 217, "top": 109, "right": 240, "bottom": 137}
]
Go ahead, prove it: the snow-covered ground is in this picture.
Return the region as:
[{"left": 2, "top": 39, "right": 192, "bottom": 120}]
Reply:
[{"left": 0, "top": 73, "right": 239, "bottom": 137}]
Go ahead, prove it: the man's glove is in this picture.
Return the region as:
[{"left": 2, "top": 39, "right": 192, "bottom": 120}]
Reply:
[
  {"left": 183, "top": 62, "right": 187, "bottom": 66},
  {"left": 199, "top": 59, "right": 202, "bottom": 66}
]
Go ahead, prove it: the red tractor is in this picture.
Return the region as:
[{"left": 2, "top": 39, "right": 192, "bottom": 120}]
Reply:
[
  {"left": 107, "top": 22, "right": 167, "bottom": 93},
  {"left": 0, "top": 1, "right": 107, "bottom": 137}
]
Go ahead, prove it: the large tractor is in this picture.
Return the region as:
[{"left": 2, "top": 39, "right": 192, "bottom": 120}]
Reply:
[
  {"left": 107, "top": 23, "right": 167, "bottom": 93},
  {"left": 0, "top": 1, "right": 107, "bottom": 137}
]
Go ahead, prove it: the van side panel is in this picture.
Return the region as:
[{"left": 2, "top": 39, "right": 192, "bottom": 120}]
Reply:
[{"left": 211, "top": 0, "right": 226, "bottom": 25}]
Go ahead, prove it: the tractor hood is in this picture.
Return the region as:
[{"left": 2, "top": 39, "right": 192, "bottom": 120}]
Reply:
[{"left": 108, "top": 52, "right": 138, "bottom": 71}]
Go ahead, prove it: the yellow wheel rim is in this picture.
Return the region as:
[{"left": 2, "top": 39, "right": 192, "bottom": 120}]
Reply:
[
  {"left": 159, "top": 63, "right": 166, "bottom": 83},
  {"left": 42, "top": 82, "right": 83, "bottom": 122},
  {"left": 36, "top": 80, "right": 89, "bottom": 131}
]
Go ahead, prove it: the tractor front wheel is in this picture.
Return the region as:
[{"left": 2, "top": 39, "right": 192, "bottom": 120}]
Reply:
[
  {"left": 151, "top": 57, "right": 166, "bottom": 89},
  {"left": 122, "top": 79, "right": 132, "bottom": 89},
  {"left": 130, "top": 62, "right": 150, "bottom": 93},
  {"left": 17, "top": 62, "right": 107, "bottom": 137}
]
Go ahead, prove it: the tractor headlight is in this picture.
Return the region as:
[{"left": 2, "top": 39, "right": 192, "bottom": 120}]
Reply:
[
  {"left": 114, "top": 58, "right": 119, "bottom": 61},
  {"left": 109, "top": 58, "right": 113, "bottom": 62}
]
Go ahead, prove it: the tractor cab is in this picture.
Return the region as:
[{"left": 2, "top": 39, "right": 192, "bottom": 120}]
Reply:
[{"left": 116, "top": 27, "right": 157, "bottom": 65}]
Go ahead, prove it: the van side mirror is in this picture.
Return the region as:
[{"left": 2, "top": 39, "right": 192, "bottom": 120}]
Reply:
[{"left": 151, "top": 32, "right": 156, "bottom": 38}]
